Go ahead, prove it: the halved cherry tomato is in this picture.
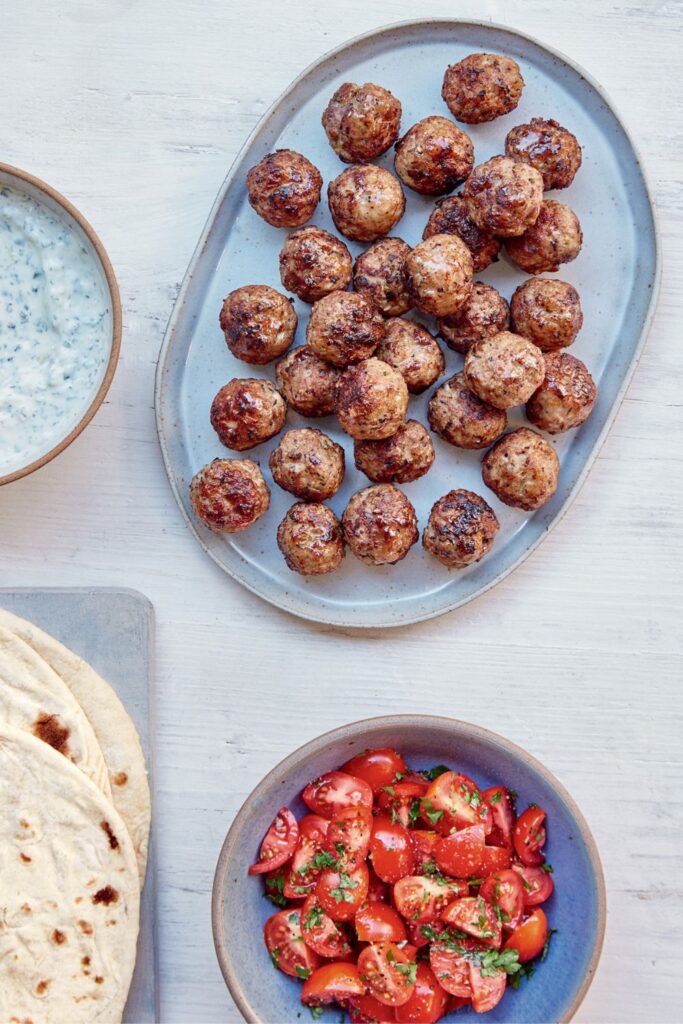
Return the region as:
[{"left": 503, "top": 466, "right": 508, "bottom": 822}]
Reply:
[
  {"left": 349, "top": 991, "right": 395, "bottom": 1023},
  {"left": 367, "top": 867, "right": 389, "bottom": 903},
  {"left": 370, "top": 816, "right": 415, "bottom": 883},
  {"left": 316, "top": 861, "right": 369, "bottom": 921},
  {"left": 301, "top": 961, "right": 366, "bottom": 1005},
  {"left": 434, "top": 824, "right": 485, "bottom": 878},
  {"left": 428, "top": 942, "right": 473, "bottom": 998},
  {"left": 483, "top": 786, "right": 515, "bottom": 848},
  {"left": 469, "top": 959, "right": 507, "bottom": 1013},
  {"left": 324, "top": 807, "right": 372, "bottom": 869},
  {"left": 300, "top": 894, "right": 351, "bottom": 958},
  {"left": 422, "top": 772, "right": 490, "bottom": 835},
  {"left": 395, "top": 961, "right": 449, "bottom": 1023},
  {"left": 248, "top": 807, "right": 299, "bottom": 874},
  {"left": 512, "top": 862, "right": 555, "bottom": 906},
  {"left": 441, "top": 896, "right": 502, "bottom": 948},
  {"left": 393, "top": 875, "right": 467, "bottom": 924},
  {"left": 263, "top": 908, "right": 320, "bottom": 979},
  {"left": 480, "top": 869, "right": 525, "bottom": 930},
  {"left": 479, "top": 844, "right": 512, "bottom": 875},
  {"left": 283, "top": 819, "right": 330, "bottom": 899},
  {"left": 300, "top": 813, "right": 330, "bottom": 842},
  {"left": 513, "top": 806, "right": 547, "bottom": 866},
  {"left": 410, "top": 830, "right": 439, "bottom": 871},
  {"left": 406, "top": 918, "right": 437, "bottom": 948},
  {"left": 504, "top": 907, "right": 548, "bottom": 963},
  {"left": 357, "top": 942, "right": 417, "bottom": 1007},
  {"left": 303, "top": 771, "right": 374, "bottom": 819},
  {"left": 355, "top": 901, "right": 407, "bottom": 943},
  {"left": 341, "top": 749, "right": 408, "bottom": 795},
  {"left": 377, "top": 779, "right": 428, "bottom": 829}
]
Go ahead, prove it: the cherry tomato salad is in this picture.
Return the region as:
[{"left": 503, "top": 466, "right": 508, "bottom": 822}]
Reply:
[{"left": 249, "top": 749, "right": 556, "bottom": 1019}]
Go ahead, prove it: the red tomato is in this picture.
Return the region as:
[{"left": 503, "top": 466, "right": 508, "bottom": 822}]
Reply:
[
  {"left": 357, "top": 942, "right": 417, "bottom": 1007},
  {"left": 393, "top": 875, "right": 467, "bottom": 924},
  {"left": 394, "top": 962, "right": 449, "bottom": 1023},
  {"left": 263, "top": 908, "right": 320, "bottom": 979},
  {"left": 504, "top": 907, "right": 548, "bottom": 962},
  {"left": 299, "top": 814, "right": 330, "bottom": 842},
  {"left": 303, "top": 771, "right": 373, "bottom": 819},
  {"left": 512, "top": 862, "right": 555, "bottom": 906},
  {"left": 349, "top": 992, "right": 395, "bottom": 1023},
  {"left": 434, "top": 824, "right": 485, "bottom": 878},
  {"left": 410, "top": 830, "right": 439, "bottom": 871},
  {"left": 367, "top": 868, "right": 389, "bottom": 903},
  {"left": 248, "top": 807, "right": 299, "bottom": 875},
  {"left": 480, "top": 869, "right": 525, "bottom": 930},
  {"left": 406, "top": 919, "right": 435, "bottom": 948},
  {"left": 447, "top": 995, "right": 471, "bottom": 1012},
  {"left": 428, "top": 942, "right": 472, "bottom": 998},
  {"left": 324, "top": 807, "right": 372, "bottom": 868},
  {"left": 316, "top": 861, "right": 369, "bottom": 921},
  {"left": 284, "top": 827, "right": 328, "bottom": 899},
  {"left": 301, "top": 961, "right": 366, "bottom": 1005},
  {"left": 370, "top": 816, "right": 415, "bottom": 883},
  {"left": 469, "top": 959, "right": 507, "bottom": 1013},
  {"left": 483, "top": 786, "right": 515, "bottom": 848},
  {"left": 377, "top": 780, "right": 428, "bottom": 829},
  {"left": 355, "top": 901, "right": 407, "bottom": 943},
  {"left": 480, "top": 845, "right": 512, "bottom": 875},
  {"left": 441, "top": 896, "right": 502, "bottom": 948},
  {"left": 341, "top": 749, "right": 408, "bottom": 794},
  {"left": 422, "top": 772, "right": 490, "bottom": 834},
  {"left": 300, "top": 894, "right": 351, "bottom": 958},
  {"left": 513, "top": 806, "right": 547, "bottom": 866}
]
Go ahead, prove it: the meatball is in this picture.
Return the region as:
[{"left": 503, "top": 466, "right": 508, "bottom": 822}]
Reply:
[
  {"left": 354, "top": 420, "right": 435, "bottom": 484},
  {"left": 463, "top": 156, "right": 543, "bottom": 238},
  {"left": 428, "top": 372, "right": 507, "bottom": 450},
  {"left": 510, "top": 278, "right": 583, "bottom": 352},
  {"left": 190, "top": 458, "right": 269, "bottom": 533},
  {"left": 526, "top": 352, "right": 597, "bottom": 434},
  {"left": 322, "top": 82, "right": 402, "bottom": 163},
  {"left": 505, "top": 199, "right": 582, "bottom": 273},
  {"left": 394, "top": 116, "right": 474, "bottom": 195},
  {"left": 306, "top": 290, "right": 385, "bottom": 367},
  {"left": 377, "top": 318, "right": 445, "bottom": 395},
  {"left": 210, "top": 378, "right": 286, "bottom": 451},
  {"left": 246, "top": 149, "right": 322, "bottom": 228},
  {"left": 403, "top": 234, "right": 473, "bottom": 317},
  {"left": 505, "top": 117, "right": 582, "bottom": 191},
  {"left": 423, "top": 489, "right": 500, "bottom": 568},
  {"left": 279, "top": 227, "right": 352, "bottom": 303},
  {"left": 275, "top": 347, "right": 340, "bottom": 418},
  {"left": 482, "top": 428, "right": 560, "bottom": 511},
  {"left": 277, "top": 502, "right": 345, "bottom": 576},
  {"left": 353, "top": 237, "right": 412, "bottom": 317},
  {"left": 328, "top": 165, "right": 406, "bottom": 243},
  {"left": 269, "top": 427, "right": 345, "bottom": 501},
  {"left": 442, "top": 53, "right": 524, "bottom": 124},
  {"left": 438, "top": 282, "right": 509, "bottom": 354},
  {"left": 423, "top": 195, "right": 501, "bottom": 272},
  {"left": 336, "top": 357, "right": 408, "bottom": 441},
  {"left": 464, "top": 331, "right": 546, "bottom": 410},
  {"left": 219, "top": 285, "right": 296, "bottom": 365},
  {"left": 342, "top": 484, "right": 418, "bottom": 566}
]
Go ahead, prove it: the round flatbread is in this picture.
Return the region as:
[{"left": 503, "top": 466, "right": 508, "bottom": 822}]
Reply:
[{"left": 0, "top": 724, "right": 140, "bottom": 1024}]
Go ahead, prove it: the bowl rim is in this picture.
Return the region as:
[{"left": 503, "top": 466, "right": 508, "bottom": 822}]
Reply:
[
  {"left": 0, "top": 161, "right": 122, "bottom": 487},
  {"left": 212, "top": 713, "right": 607, "bottom": 1024}
]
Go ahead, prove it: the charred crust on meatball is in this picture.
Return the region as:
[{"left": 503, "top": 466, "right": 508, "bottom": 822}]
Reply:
[
  {"left": 275, "top": 346, "right": 341, "bottom": 417},
  {"left": 342, "top": 484, "right": 419, "bottom": 565},
  {"left": 354, "top": 420, "right": 435, "bottom": 484},
  {"left": 526, "top": 351, "right": 597, "bottom": 434},
  {"left": 269, "top": 427, "right": 345, "bottom": 501},
  {"left": 219, "top": 284, "right": 297, "bottom": 364},
  {"left": 246, "top": 149, "right": 322, "bottom": 228},
  {"left": 210, "top": 378, "right": 287, "bottom": 451},
  {"left": 279, "top": 226, "right": 353, "bottom": 303},
  {"left": 505, "top": 117, "right": 582, "bottom": 191},
  {"left": 442, "top": 53, "right": 524, "bottom": 124},
  {"left": 505, "top": 199, "right": 582, "bottom": 274},
  {"left": 190, "top": 458, "right": 270, "bottom": 533},
  {"left": 428, "top": 372, "right": 508, "bottom": 449},
  {"left": 423, "top": 195, "right": 501, "bottom": 272},
  {"left": 438, "top": 282, "right": 510, "bottom": 355},
  {"left": 462, "top": 155, "right": 544, "bottom": 238},
  {"left": 277, "top": 501, "right": 345, "bottom": 575},
  {"left": 322, "top": 82, "right": 402, "bottom": 163},
  {"left": 306, "top": 290, "right": 386, "bottom": 368},
  {"left": 336, "top": 357, "right": 409, "bottom": 441},
  {"left": 394, "top": 116, "right": 474, "bottom": 196},
  {"left": 423, "top": 489, "right": 500, "bottom": 568},
  {"left": 377, "top": 318, "right": 445, "bottom": 394},
  {"left": 353, "top": 237, "right": 412, "bottom": 317}
]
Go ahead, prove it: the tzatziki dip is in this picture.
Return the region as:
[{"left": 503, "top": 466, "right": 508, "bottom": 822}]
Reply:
[{"left": 0, "top": 183, "right": 112, "bottom": 477}]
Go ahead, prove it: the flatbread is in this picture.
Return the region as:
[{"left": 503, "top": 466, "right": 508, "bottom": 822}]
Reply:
[{"left": 0, "top": 724, "right": 140, "bottom": 1024}]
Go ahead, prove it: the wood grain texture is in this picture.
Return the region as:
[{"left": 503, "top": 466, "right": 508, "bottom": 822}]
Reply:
[{"left": 1, "top": 1, "right": 682, "bottom": 1021}]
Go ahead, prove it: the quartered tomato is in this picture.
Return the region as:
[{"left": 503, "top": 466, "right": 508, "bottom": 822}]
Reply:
[
  {"left": 367, "top": 867, "right": 389, "bottom": 903},
  {"left": 300, "top": 894, "right": 351, "bottom": 958},
  {"left": 324, "top": 807, "right": 372, "bottom": 868},
  {"left": 441, "top": 896, "right": 502, "bottom": 948},
  {"left": 513, "top": 806, "right": 547, "bottom": 866},
  {"left": 428, "top": 942, "right": 473, "bottom": 998},
  {"left": 512, "top": 862, "right": 554, "bottom": 906},
  {"left": 355, "top": 901, "right": 407, "bottom": 944},
  {"left": 284, "top": 820, "right": 329, "bottom": 899},
  {"left": 480, "top": 869, "right": 525, "bottom": 930},
  {"left": 405, "top": 919, "right": 436, "bottom": 948},
  {"left": 410, "top": 830, "right": 439, "bottom": 872},
  {"left": 394, "top": 962, "right": 449, "bottom": 1023},
  {"left": 303, "top": 771, "right": 374, "bottom": 819},
  {"left": 301, "top": 961, "right": 366, "bottom": 1005},
  {"left": 483, "top": 786, "right": 515, "bottom": 848},
  {"left": 316, "top": 861, "right": 369, "bottom": 921},
  {"left": 469, "top": 959, "right": 507, "bottom": 1013},
  {"left": 349, "top": 991, "right": 396, "bottom": 1023},
  {"left": 504, "top": 907, "right": 548, "bottom": 963},
  {"left": 377, "top": 779, "right": 428, "bottom": 829},
  {"left": 480, "top": 844, "right": 513, "bottom": 875},
  {"left": 370, "top": 816, "right": 415, "bottom": 883},
  {"left": 341, "top": 749, "right": 408, "bottom": 795},
  {"left": 393, "top": 875, "right": 468, "bottom": 924},
  {"left": 248, "top": 807, "right": 299, "bottom": 874},
  {"left": 434, "top": 824, "right": 485, "bottom": 878},
  {"left": 422, "top": 772, "right": 490, "bottom": 835},
  {"left": 264, "top": 908, "right": 321, "bottom": 979},
  {"left": 357, "top": 942, "right": 417, "bottom": 1007},
  {"left": 300, "top": 813, "right": 331, "bottom": 842}
]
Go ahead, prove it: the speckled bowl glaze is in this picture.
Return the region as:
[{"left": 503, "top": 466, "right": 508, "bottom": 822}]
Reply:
[{"left": 212, "top": 715, "right": 606, "bottom": 1023}]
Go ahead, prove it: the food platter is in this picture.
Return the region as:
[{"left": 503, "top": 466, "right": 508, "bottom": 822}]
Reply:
[{"left": 155, "top": 18, "right": 659, "bottom": 629}]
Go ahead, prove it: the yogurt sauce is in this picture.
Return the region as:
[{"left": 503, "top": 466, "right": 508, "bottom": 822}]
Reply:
[{"left": 0, "top": 184, "right": 111, "bottom": 476}]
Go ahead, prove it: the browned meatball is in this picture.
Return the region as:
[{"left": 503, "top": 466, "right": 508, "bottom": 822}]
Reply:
[
  {"left": 354, "top": 420, "right": 435, "bottom": 484},
  {"left": 328, "top": 165, "right": 406, "bottom": 243},
  {"left": 306, "top": 290, "right": 385, "bottom": 368},
  {"left": 482, "top": 428, "right": 560, "bottom": 511},
  {"left": 322, "top": 82, "right": 402, "bottom": 163},
  {"left": 429, "top": 372, "right": 507, "bottom": 450},
  {"left": 438, "top": 282, "right": 509, "bottom": 354},
  {"left": 463, "top": 156, "right": 543, "bottom": 238},
  {"left": 464, "top": 331, "right": 546, "bottom": 410},
  {"left": 442, "top": 53, "right": 524, "bottom": 124},
  {"left": 394, "top": 116, "right": 474, "bottom": 195},
  {"left": 269, "top": 427, "right": 345, "bottom": 501},
  {"left": 279, "top": 227, "right": 352, "bottom": 303},
  {"left": 505, "top": 118, "right": 582, "bottom": 191},
  {"left": 505, "top": 199, "right": 582, "bottom": 273},
  {"left": 219, "top": 285, "right": 296, "bottom": 365},
  {"left": 353, "top": 238, "right": 412, "bottom": 317},
  {"left": 277, "top": 502, "right": 345, "bottom": 576},
  {"left": 376, "top": 318, "right": 445, "bottom": 395},
  {"left": 275, "top": 347, "right": 340, "bottom": 417},
  {"left": 190, "top": 458, "right": 269, "bottom": 533},
  {"left": 210, "top": 378, "right": 286, "bottom": 451},
  {"left": 423, "top": 489, "right": 500, "bottom": 568},
  {"left": 336, "top": 357, "right": 408, "bottom": 440},
  {"left": 342, "top": 484, "right": 418, "bottom": 565},
  {"left": 526, "top": 352, "right": 597, "bottom": 434},
  {"left": 510, "top": 278, "right": 583, "bottom": 352},
  {"left": 246, "top": 149, "right": 322, "bottom": 228},
  {"left": 403, "top": 234, "right": 473, "bottom": 317},
  {"left": 423, "top": 195, "right": 501, "bottom": 272}
]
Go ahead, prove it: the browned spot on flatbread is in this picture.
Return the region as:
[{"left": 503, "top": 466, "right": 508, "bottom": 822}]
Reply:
[
  {"left": 82, "top": 956, "right": 91, "bottom": 966},
  {"left": 100, "top": 820, "right": 119, "bottom": 850},
  {"left": 19, "top": 852, "right": 31, "bottom": 863},
  {"left": 92, "top": 885, "right": 118, "bottom": 906},
  {"left": 21, "top": 903, "right": 31, "bottom": 913},
  {"left": 51, "top": 930, "right": 67, "bottom": 945},
  {"left": 32, "top": 713, "right": 70, "bottom": 756},
  {"left": 94, "top": 976, "right": 104, "bottom": 985},
  {"left": 35, "top": 980, "right": 50, "bottom": 996},
  {"left": 113, "top": 771, "right": 128, "bottom": 787},
  {"left": 19, "top": 819, "right": 29, "bottom": 828},
  {"left": 78, "top": 920, "right": 93, "bottom": 935}
]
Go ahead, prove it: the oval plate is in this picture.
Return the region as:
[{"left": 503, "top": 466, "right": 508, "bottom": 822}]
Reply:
[{"left": 155, "top": 19, "right": 660, "bottom": 628}]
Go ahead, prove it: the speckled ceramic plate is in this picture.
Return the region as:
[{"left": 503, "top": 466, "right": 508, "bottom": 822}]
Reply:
[{"left": 155, "top": 19, "right": 660, "bottom": 628}]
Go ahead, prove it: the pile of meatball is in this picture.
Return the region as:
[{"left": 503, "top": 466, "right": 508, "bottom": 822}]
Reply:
[{"left": 190, "top": 53, "right": 597, "bottom": 578}]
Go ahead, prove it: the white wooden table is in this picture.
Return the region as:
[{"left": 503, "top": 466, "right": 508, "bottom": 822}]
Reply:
[{"left": 2, "top": 2, "right": 682, "bottom": 1021}]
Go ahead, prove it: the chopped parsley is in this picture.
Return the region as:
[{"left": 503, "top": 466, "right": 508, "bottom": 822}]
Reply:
[
  {"left": 541, "top": 862, "right": 554, "bottom": 874},
  {"left": 303, "top": 905, "right": 324, "bottom": 931},
  {"left": 264, "top": 873, "right": 288, "bottom": 908},
  {"left": 329, "top": 871, "right": 358, "bottom": 903},
  {"left": 269, "top": 946, "right": 280, "bottom": 969},
  {"left": 408, "top": 797, "right": 422, "bottom": 825},
  {"left": 489, "top": 790, "right": 502, "bottom": 804},
  {"left": 422, "top": 764, "right": 450, "bottom": 781},
  {"left": 422, "top": 799, "right": 444, "bottom": 826},
  {"left": 309, "top": 1007, "right": 324, "bottom": 1020},
  {"left": 295, "top": 964, "right": 312, "bottom": 980}
]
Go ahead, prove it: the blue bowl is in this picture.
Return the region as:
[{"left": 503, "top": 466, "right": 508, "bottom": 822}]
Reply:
[{"left": 212, "top": 716, "right": 605, "bottom": 1023}]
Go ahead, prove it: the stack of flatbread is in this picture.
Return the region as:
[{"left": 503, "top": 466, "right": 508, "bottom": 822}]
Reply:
[{"left": 0, "top": 609, "right": 151, "bottom": 1024}]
